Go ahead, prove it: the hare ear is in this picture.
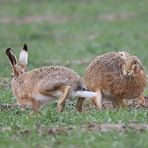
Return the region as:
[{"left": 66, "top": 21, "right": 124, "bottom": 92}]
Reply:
[
  {"left": 6, "top": 48, "right": 18, "bottom": 68},
  {"left": 19, "top": 44, "right": 28, "bottom": 67}
]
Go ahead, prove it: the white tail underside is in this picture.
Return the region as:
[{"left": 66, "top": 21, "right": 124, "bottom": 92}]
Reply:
[{"left": 74, "top": 90, "right": 96, "bottom": 99}]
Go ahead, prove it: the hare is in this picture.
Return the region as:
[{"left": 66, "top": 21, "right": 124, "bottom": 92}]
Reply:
[
  {"left": 6, "top": 44, "right": 96, "bottom": 112},
  {"left": 84, "top": 51, "right": 147, "bottom": 109}
]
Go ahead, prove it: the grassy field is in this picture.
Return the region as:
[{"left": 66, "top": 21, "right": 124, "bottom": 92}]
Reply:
[{"left": 0, "top": 0, "right": 148, "bottom": 147}]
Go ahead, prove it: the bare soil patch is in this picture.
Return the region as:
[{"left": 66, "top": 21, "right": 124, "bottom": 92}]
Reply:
[
  {"left": 104, "top": 97, "right": 148, "bottom": 109},
  {"left": 85, "top": 122, "right": 148, "bottom": 133},
  {"left": 98, "top": 12, "right": 134, "bottom": 21},
  {"left": 1, "top": 123, "right": 148, "bottom": 134},
  {"left": 0, "top": 15, "right": 68, "bottom": 24}
]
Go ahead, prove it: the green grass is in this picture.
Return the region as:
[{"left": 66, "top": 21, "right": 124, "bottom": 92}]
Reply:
[
  {"left": 0, "top": 0, "right": 148, "bottom": 147},
  {"left": 1, "top": 94, "right": 148, "bottom": 148}
]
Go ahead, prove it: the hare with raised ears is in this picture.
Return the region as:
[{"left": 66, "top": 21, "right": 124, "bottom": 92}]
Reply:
[
  {"left": 6, "top": 44, "right": 96, "bottom": 112},
  {"left": 84, "top": 51, "right": 147, "bottom": 109}
]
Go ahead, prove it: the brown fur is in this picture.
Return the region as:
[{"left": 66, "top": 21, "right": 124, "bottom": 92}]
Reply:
[
  {"left": 85, "top": 51, "right": 147, "bottom": 108},
  {"left": 6, "top": 45, "right": 86, "bottom": 112}
]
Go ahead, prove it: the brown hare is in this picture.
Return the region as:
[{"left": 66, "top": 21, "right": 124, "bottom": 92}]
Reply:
[
  {"left": 6, "top": 44, "right": 96, "bottom": 112},
  {"left": 84, "top": 51, "right": 147, "bottom": 109}
]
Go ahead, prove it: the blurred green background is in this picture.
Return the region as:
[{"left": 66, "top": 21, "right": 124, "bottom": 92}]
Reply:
[{"left": 0, "top": 0, "right": 148, "bottom": 78}]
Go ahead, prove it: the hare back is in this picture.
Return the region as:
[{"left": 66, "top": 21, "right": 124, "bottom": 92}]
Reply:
[
  {"left": 85, "top": 52, "right": 124, "bottom": 88},
  {"left": 85, "top": 52, "right": 146, "bottom": 100},
  {"left": 13, "top": 66, "right": 81, "bottom": 89},
  {"left": 87, "top": 52, "right": 127, "bottom": 73},
  {"left": 86, "top": 69, "right": 146, "bottom": 100},
  {"left": 30, "top": 66, "right": 80, "bottom": 82}
]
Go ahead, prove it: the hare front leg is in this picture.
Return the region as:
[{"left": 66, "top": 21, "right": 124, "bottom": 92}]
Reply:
[
  {"left": 119, "top": 99, "right": 127, "bottom": 108},
  {"left": 112, "top": 98, "right": 126, "bottom": 108},
  {"left": 57, "top": 86, "right": 71, "bottom": 112},
  {"left": 92, "top": 89, "right": 102, "bottom": 110},
  {"left": 76, "top": 97, "right": 85, "bottom": 112},
  {"left": 18, "top": 97, "right": 40, "bottom": 112},
  {"left": 31, "top": 98, "right": 40, "bottom": 112}
]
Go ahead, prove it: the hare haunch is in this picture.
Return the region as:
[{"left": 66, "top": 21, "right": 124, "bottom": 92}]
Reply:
[
  {"left": 85, "top": 51, "right": 147, "bottom": 109},
  {"left": 6, "top": 44, "right": 96, "bottom": 112}
]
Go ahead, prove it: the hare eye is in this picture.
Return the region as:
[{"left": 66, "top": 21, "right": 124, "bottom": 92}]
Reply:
[{"left": 133, "top": 60, "right": 137, "bottom": 64}]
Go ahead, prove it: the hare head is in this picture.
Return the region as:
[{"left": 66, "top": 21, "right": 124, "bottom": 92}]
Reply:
[
  {"left": 6, "top": 44, "right": 28, "bottom": 78},
  {"left": 122, "top": 56, "right": 143, "bottom": 77}
]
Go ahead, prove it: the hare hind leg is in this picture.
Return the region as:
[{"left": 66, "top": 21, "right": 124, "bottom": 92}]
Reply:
[
  {"left": 138, "top": 94, "right": 145, "bottom": 106},
  {"left": 92, "top": 89, "right": 102, "bottom": 110},
  {"left": 76, "top": 97, "right": 85, "bottom": 112},
  {"left": 57, "top": 86, "right": 71, "bottom": 112}
]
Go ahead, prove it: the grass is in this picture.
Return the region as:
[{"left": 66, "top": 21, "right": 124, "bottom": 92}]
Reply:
[{"left": 0, "top": 0, "right": 148, "bottom": 147}]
